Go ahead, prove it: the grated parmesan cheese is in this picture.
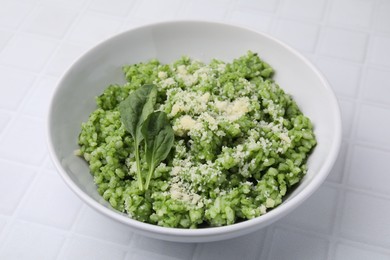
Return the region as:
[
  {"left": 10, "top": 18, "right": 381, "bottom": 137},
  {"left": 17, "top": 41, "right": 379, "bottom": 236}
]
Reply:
[
  {"left": 179, "top": 115, "right": 196, "bottom": 130},
  {"left": 158, "top": 71, "right": 167, "bottom": 79},
  {"left": 214, "top": 97, "right": 250, "bottom": 121}
]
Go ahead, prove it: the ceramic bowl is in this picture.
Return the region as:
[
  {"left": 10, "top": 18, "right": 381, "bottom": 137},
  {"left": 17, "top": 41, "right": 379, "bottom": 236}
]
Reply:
[{"left": 47, "top": 21, "right": 342, "bottom": 243}]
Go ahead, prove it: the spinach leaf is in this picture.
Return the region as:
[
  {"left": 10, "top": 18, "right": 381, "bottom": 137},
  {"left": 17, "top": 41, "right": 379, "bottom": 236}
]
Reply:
[
  {"left": 119, "top": 84, "right": 157, "bottom": 190},
  {"left": 141, "top": 111, "right": 174, "bottom": 190}
]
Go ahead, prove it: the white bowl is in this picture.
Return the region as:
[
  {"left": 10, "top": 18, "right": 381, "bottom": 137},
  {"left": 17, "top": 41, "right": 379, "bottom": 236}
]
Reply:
[{"left": 47, "top": 21, "right": 342, "bottom": 243}]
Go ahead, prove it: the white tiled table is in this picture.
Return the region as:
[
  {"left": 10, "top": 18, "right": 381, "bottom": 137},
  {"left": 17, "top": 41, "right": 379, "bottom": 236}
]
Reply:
[{"left": 1, "top": 0, "right": 390, "bottom": 259}]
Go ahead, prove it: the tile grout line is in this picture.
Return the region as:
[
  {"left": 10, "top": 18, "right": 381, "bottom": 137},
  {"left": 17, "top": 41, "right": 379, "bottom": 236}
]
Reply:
[
  {"left": 333, "top": 0, "right": 379, "bottom": 207},
  {"left": 333, "top": 235, "right": 390, "bottom": 255},
  {"left": 325, "top": 0, "right": 382, "bottom": 258},
  {"left": 0, "top": 2, "right": 35, "bottom": 54},
  {"left": 267, "top": 0, "right": 284, "bottom": 35},
  {"left": 123, "top": 231, "right": 138, "bottom": 260},
  {"left": 296, "top": 0, "right": 350, "bottom": 258},
  {"left": 4, "top": 0, "right": 96, "bottom": 159},
  {"left": 35, "top": 0, "right": 93, "bottom": 75},
  {"left": 286, "top": 0, "right": 344, "bottom": 258},
  {"left": 221, "top": 0, "right": 237, "bottom": 22},
  {"left": 0, "top": 0, "right": 95, "bottom": 257},
  {"left": 39, "top": 0, "right": 138, "bottom": 78},
  {"left": 55, "top": 205, "right": 87, "bottom": 260},
  {"left": 41, "top": 0, "right": 111, "bottom": 258},
  {"left": 56, "top": 1, "right": 139, "bottom": 258},
  {"left": 0, "top": 1, "right": 45, "bottom": 143},
  {"left": 0, "top": 144, "right": 55, "bottom": 254},
  {"left": 0, "top": 0, "right": 55, "bottom": 241},
  {"left": 0, "top": 0, "right": 96, "bottom": 145},
  {"left": 59, "top": 5, "right": 128, "bottom": 48},
  {"left": 311, "top": 0, "right": 335, "bottom": 63},
  {"left": 254, "top": 226, "right": 275, "bottom": 260}
]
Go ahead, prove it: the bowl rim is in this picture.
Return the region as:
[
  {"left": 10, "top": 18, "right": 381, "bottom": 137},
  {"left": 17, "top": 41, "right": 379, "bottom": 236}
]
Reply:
[{"left": 47, "top": 20, "right": 342, "bottom": 239}]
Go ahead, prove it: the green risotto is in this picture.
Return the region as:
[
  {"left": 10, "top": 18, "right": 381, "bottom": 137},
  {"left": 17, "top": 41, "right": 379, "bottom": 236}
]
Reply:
[{"left": 77, "top": 51, "right": 316, "bottom": 228}]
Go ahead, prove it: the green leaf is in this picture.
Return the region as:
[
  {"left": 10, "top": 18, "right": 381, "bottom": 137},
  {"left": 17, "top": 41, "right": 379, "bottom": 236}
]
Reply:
[
  {"left": 118, "top": 84, "right": 157, "bottom": 146},
  {"left": 118, "top": 84, "right": 157, "bottom": 190},
  {"left": 141, "top": 111, "right": 174, "bottom": 190}
]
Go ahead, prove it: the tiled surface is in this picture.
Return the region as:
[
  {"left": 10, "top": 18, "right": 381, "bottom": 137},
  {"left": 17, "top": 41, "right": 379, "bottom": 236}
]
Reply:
[{"left": 0, "top": 0, "right": 389, "bottom": 259}]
